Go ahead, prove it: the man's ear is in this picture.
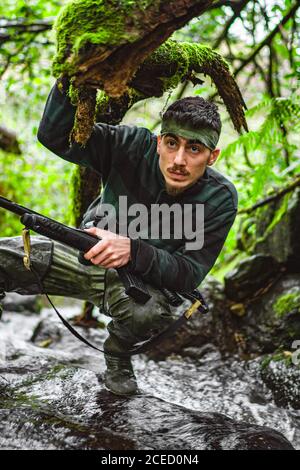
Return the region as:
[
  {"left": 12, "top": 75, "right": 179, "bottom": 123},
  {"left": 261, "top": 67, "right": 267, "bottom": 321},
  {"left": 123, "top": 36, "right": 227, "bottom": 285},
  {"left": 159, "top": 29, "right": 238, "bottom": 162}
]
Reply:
[
  {"left": 157, "top": 135, "right": 162, "bottom": 155},
  {"left": 207, "top": 148, "right": 220, "bottom": 166}
]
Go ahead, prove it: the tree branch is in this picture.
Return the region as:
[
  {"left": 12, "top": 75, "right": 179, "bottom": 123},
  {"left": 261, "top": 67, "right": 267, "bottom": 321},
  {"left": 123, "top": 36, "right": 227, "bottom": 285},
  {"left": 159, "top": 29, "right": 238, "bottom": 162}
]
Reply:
[
  {"left": 238, "top": 175, "right": 300, "bottom": 215},
  {"left": 207, "top": 0, "right": 241, "bottom": 11},
  {"left": 233, "top": 2, "right": 299, "bottom": 77},
  {"left": 208, "top": 2, "right": 299, "bottom": 101},
  {"left": 213, "top": 0, "right": 251, "bottom": 49}
]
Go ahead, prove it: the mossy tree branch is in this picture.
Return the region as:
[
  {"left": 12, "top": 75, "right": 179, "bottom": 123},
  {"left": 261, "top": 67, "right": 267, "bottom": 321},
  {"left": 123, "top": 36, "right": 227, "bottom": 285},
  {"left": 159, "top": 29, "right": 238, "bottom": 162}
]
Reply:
[
  {"left": 53, "top": 0, "right": 247, "bottom": 145},
  {"left": 56, "top": 1, "right": 247, "bottom": 227},
  {"left": 68, "top": 40, "right": 247, "bottom": 145},
  {"left": 53, "top": 0, "right": 215, "bottom": 93}
]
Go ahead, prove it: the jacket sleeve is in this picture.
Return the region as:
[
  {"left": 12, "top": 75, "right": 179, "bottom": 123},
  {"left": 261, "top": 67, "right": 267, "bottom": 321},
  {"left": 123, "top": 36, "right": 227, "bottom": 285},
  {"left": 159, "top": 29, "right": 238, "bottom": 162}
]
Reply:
[
  {"left": 129, "top": 199, "right": 237, "bottom": 293},
  {"left": 37, "top": 81, "right": 146, "bottom": 183}
]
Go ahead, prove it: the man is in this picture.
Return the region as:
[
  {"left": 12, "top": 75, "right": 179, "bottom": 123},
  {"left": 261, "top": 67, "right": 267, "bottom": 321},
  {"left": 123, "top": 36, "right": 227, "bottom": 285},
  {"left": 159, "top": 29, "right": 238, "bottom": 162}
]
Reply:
[{"left": 0, "top": 81, "right": 237, "bottom": 396}]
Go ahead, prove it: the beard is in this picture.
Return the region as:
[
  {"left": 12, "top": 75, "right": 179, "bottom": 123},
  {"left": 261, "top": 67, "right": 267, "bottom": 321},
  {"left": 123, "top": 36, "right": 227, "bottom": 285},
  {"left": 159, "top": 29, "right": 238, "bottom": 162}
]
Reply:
[
  {"left": 165, "top": 184, "right": 186, "bottom": 196},
  {"left": 165, "top": 165, "right": 190, "bottom": 196}
]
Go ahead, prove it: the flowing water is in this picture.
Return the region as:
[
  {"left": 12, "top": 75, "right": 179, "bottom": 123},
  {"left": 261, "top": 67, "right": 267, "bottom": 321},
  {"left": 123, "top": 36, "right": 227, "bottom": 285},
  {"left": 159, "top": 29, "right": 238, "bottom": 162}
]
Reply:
[{"left": 0, "top": 298, "right": 298, "bottom": 450}]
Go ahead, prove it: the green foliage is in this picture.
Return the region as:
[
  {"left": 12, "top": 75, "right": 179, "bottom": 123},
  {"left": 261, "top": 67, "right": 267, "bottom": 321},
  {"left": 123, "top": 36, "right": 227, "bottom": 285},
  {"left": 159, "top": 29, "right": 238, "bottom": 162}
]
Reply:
[
  {"left": 0, "top": 146, "right": 72, "bottom": 236},
  {"left": 260, "top": 350, "right": 295, "bottom": 369},
  {"left": 222, "top": 96, "right": 299, "bottom": 160},
  {"left": 0, "top": 1, "right": 61, "bottom": 82},
  {"left": 220, "top": 94, "right": 299, "bottom": 205},
  {"left": 208, "top": 94, "right": 299, "bottom": 276},
  {"left": 0, "top": 0, "right": 299, "bottom": 281},
  {"left": 273, "top": 292, "right": 300, "bottom": 318}
]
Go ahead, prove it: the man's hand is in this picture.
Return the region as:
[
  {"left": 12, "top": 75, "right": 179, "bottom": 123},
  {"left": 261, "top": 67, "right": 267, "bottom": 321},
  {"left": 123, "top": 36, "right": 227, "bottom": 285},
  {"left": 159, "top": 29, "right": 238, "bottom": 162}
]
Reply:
[{"left": 83, "top": 227, "right": 131, "bottom": 269}]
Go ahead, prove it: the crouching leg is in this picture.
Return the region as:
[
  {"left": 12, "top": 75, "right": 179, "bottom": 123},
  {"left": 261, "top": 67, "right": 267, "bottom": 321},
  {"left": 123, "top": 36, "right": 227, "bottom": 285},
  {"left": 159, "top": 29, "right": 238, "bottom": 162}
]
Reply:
[
  {"left": 0, "top": 235, "right": 106, "bottom": 313},
  {"left": 102, "top": 268, "right": 174, "bottom": 396}
]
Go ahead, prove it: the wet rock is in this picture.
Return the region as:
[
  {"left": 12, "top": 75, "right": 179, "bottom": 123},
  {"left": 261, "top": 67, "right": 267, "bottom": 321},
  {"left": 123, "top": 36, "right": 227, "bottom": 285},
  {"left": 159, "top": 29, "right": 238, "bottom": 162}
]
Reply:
[
  {"left": 261, "top": 356, "right": 300, "bottom": 409},
  {"left": 0, "top": 309, "right": 297, "bottom": 450},
  {"left": 0, "top": 361, "right": 294, "bottom": 450},
  {"left": 224, "top": 254, "right": 281, "bottom": 301},
  {"left": 234, "top": 273, "right": 300, "bottom": 355},
  {"left": 0, "top": 302, "right": 300, "bottom": 450},
  {"left": 146, "top": 276, "right": 238, "bottom": 360},
  {"left": 148, "top": 273, "right": 300, "bottom": 360},
  {"left": 254, "top": 188, "right": 300, "bottom": 271},
  {"left": 31, "top": 318, "right": 63, "bottom": 347},
  {"left": 1, "top": 293, "right": 42, "bottom": 314}
]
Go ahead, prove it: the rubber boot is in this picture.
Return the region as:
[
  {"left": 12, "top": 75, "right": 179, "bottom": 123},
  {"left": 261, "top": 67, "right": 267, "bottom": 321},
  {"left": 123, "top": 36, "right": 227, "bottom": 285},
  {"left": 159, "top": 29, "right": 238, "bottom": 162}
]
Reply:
[{"left": 103, "top": 336, "right": 138, "bottom": 396}]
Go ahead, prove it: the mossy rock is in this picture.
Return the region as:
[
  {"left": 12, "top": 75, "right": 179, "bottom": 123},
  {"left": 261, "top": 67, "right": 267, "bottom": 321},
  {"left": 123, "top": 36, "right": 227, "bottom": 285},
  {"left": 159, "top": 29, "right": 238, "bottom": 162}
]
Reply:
[
  {"left": 254, "top": 188, "right": 300, "bottom": 270},
  {"left": 224, "top": 254, "right": 281, "bottom": 301},
  {"left": 260, "top": 354, "right": 300, "bottom": 409},
  {"left": 273, "top": 292, "right": 300, "bottom": 318}
]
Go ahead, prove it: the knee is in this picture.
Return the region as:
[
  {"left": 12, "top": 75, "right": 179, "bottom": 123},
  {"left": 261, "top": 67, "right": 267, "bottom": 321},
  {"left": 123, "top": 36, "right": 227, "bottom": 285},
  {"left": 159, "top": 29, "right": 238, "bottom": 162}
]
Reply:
[
  {"left": 130, "top": 292, "right": 173, "bottom": 338},
  {"left": 105, "top": 268, "right": 173, "bottom": 339}
]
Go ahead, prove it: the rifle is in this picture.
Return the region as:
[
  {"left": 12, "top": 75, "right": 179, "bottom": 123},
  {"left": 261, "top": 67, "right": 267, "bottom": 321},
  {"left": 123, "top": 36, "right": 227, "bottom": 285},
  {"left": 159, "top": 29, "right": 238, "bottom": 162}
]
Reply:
[
  {"left": 0, "top": 196, "right": 150, "bottom": 304},
  {"left": 0, "top": 195, "right": 209, "bottom": 357}
]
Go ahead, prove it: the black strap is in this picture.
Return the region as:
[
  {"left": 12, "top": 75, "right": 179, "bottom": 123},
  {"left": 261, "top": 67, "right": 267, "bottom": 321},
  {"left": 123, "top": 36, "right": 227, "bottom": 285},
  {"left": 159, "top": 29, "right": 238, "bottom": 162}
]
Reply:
[
  {"left": 125, "top": 290, "right": 209, "bottom": 354},
  {"left": 30, "top": 265, "right": 114, "bottom": 355},
  {"left": 29, "top": 263, "right": 208, "bottom": 359}
]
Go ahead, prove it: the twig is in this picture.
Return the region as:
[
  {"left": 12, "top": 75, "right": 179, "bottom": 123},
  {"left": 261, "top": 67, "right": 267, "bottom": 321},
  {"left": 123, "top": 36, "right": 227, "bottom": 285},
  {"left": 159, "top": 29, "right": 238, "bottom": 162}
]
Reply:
[
  {"left": 213, "top": 0, "right": 251, "bottom": 49},
  {"left": 238, "top": 175, "right": 300, "bottom": 215},
  {"left": 233, "top": 2, "right": 299, "bottom": 77}
]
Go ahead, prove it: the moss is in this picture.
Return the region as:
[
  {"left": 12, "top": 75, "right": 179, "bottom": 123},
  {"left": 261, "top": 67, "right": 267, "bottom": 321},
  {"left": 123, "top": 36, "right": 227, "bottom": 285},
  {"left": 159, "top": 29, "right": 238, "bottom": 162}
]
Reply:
[
  {"left": 63, "top": 38, "right": 225, "bottom": 107},
  {"left": 45, "top": 364, "right": 70, "bottom": 380},
  {"left": 143, "top": 39, "right": 230, "bottom": 92},
  {"left": 52, "top": 0, "right": 154, "bottom": 77},
  {"left": 1, "top": 391, "right": 43, "bottom": 410},
  {"left": 260, "top": 350, "right": 294, "bottom": 369},
  {"left": 68, "top": 81, "right": 80, "bottom": 106},
  {"left": 273, "top": 292, "right": 300, "bottom": 318}
]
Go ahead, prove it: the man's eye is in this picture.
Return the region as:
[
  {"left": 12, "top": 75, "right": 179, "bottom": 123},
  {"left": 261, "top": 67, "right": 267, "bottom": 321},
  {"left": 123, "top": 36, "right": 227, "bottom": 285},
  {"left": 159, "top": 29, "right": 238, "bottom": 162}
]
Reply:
[
  {"left": 190, "top": 145, "right": 201, "bottom": 153},
  {"left": 167, "top": 140, "right": 177, "bottom": 147}
]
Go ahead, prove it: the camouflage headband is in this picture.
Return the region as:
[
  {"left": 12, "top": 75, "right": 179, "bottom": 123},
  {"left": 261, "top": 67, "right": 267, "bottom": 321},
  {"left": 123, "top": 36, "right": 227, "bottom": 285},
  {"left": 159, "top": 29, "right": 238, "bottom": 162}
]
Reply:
[{"left": 161, "top": 119, "right": 219, "bottom": 150}]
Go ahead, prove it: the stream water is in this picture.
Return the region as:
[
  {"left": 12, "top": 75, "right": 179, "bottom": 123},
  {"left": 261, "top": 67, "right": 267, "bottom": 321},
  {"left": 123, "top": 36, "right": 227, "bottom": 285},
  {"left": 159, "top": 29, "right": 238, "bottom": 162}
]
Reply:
[{"left": 0, "top": 298, "right": 298, "bottom": 450}]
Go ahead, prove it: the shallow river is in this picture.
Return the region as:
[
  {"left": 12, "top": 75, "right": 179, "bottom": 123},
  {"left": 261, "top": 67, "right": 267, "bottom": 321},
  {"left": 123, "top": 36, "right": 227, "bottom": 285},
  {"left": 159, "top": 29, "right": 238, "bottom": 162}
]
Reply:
[{"left": 0, "top": 299, "right": 299, "bottom": 450}]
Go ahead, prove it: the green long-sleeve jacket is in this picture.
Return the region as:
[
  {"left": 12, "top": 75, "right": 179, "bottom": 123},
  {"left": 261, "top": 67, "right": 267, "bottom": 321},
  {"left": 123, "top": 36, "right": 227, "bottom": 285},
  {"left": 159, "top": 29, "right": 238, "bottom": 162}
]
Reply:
[{"left": 37, "top": 82, "right": 238, "bottom": 293}]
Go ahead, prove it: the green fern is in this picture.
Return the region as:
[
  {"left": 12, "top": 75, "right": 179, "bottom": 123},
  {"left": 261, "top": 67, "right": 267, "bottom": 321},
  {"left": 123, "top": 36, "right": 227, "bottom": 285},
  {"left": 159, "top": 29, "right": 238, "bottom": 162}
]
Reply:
[{"left": 221, "top": 95, "right": 300, "bottom": 160}]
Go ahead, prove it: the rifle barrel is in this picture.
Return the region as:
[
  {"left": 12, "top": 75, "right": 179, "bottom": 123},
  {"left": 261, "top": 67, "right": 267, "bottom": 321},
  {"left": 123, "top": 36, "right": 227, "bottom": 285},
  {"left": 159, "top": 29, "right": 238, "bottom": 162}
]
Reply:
[{"left": 0, "top": 195, "right": 42, "bottom": 217}]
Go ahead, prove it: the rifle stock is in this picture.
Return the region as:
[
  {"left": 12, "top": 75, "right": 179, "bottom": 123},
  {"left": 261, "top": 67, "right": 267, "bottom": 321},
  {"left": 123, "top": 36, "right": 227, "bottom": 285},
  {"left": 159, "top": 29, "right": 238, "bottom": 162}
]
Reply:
[{"left": 0, "top": 196, "right": 150, "bottom": 304}]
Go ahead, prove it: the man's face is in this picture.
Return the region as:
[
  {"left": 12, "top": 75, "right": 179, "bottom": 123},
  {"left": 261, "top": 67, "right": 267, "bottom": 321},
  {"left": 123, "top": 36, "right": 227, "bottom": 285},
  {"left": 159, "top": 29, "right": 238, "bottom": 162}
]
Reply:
[{"left": 157, "top": 133, "right": 220, "bottom": 196}]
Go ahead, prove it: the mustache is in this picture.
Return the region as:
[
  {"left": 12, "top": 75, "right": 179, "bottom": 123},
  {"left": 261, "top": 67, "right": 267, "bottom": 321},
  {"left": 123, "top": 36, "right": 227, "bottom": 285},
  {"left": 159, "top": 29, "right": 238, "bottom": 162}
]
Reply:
[{"left": 167, "top": 166, "right": 190, "bottom": 176}]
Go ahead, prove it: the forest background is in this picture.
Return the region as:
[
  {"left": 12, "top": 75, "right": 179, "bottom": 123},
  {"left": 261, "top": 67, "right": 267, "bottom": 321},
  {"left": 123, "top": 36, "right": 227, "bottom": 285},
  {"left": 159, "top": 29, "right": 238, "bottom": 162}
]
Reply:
[{"left": 0, "top": 0, "right": 299, "bottom": 281}]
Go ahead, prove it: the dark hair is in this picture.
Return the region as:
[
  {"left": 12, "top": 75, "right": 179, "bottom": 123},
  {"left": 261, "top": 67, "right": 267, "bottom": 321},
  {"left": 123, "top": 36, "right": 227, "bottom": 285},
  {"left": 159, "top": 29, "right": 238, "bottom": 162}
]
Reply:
[{"left": 162, "top": 96, "right": 221, "bottom": 135}]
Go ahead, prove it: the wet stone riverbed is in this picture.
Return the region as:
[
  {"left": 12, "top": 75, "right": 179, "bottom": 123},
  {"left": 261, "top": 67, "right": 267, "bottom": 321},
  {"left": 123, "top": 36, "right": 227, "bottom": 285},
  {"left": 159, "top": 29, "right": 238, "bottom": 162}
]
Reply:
[{"left": 0, "top": 297, "right": 299, "bottom": 450}]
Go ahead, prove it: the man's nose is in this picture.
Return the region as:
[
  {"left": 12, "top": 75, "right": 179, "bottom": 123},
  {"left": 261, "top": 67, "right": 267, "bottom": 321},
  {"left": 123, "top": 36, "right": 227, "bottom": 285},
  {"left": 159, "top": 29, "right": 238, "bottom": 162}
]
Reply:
[{"left": 173, "top": 146, "right": 186, "bottom": 165}]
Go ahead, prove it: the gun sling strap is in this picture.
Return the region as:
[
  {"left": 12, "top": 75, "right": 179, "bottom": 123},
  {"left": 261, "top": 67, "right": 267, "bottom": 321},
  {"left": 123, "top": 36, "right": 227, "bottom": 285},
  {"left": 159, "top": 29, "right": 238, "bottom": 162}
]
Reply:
[{"left": 22, "top": 228, "right": 209, "bottom": 358}]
